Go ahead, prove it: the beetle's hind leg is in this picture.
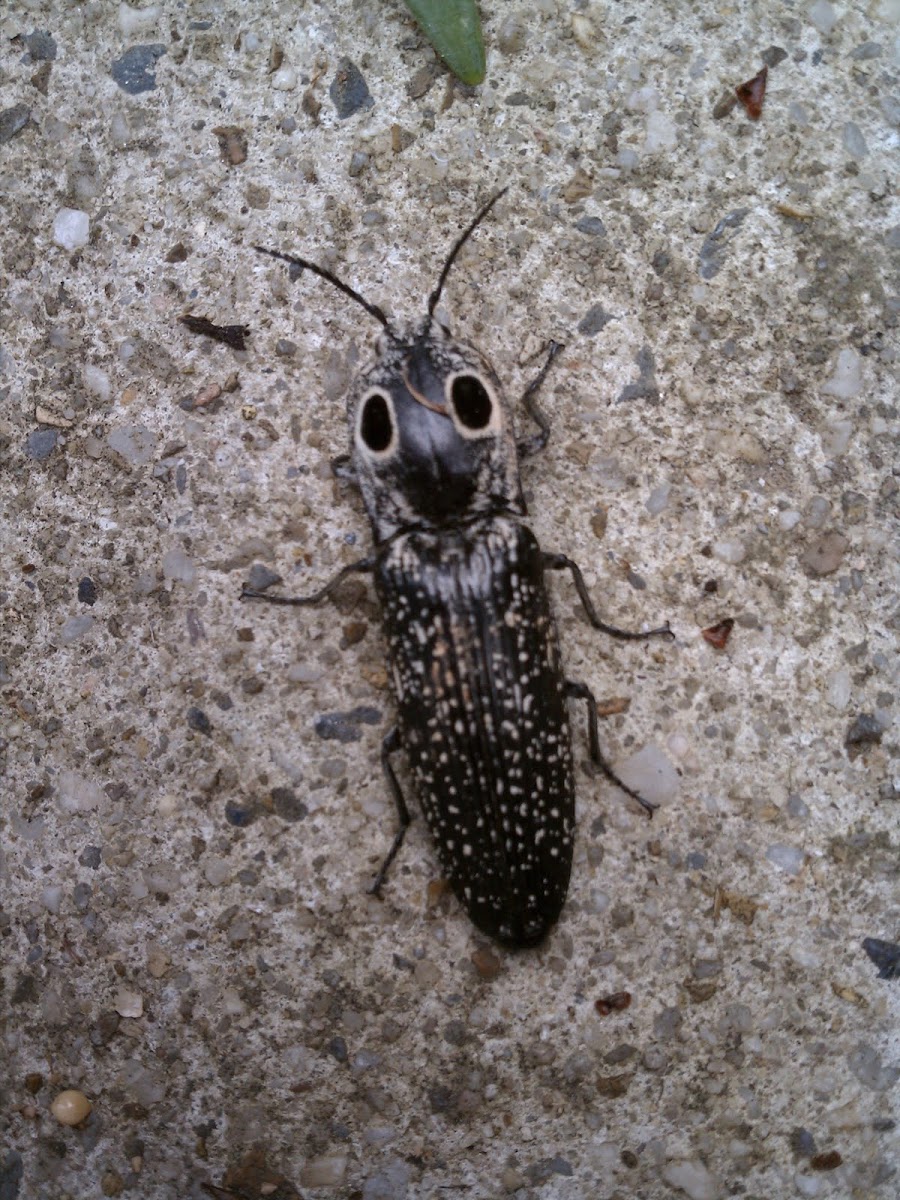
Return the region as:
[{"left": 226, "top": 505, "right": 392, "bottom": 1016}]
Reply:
[
  {"left": 368, "top": 726, "right": 414, "bottom": 895},
  {"left": 517, "top": 339, "right": 566, "bottom": 458},
  {"left": 545, "top": 554, "right": 673, "bottom": 642},
  {"left": 240, "top": 555, "right": 375, "bottom": 606},
  {"left": 565, "top": 680, "right": 656, "bottom": 818}
]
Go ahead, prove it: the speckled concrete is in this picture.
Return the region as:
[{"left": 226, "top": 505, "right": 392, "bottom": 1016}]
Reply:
[{"left": 1, "top": 2, "right": 898, "bottom": 1198}]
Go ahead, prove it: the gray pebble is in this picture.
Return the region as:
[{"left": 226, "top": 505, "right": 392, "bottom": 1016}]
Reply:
[
  {"left": 578, "top": 304, "right": 614, "bottom": 336},
  {"left": 575, "top": 216, "right": 606, "bottom": 237},
  {"left": 846, "top": 1043, "right": 900, "bottom": 1091},
  {"left": 314, "top": 706, "right": 382, "bottom": 743},
  {"left": 26, "top": 429, "right": 58, "bottom": 460},
  {"left": 24, "top": 30, "right": 57, "bottom": 62},
  {"left": 362, "top": 1157, "right": 410, "bottom": 1200},
  {"left": 60, "top": 615, "right": 95, "bottom": 644},
  {"left": 617, "top": 345, "right": 660, "bottom": 405},
  {"left": 247, "top": 564, "right": 282, "bottom": 591},
  {"left": 270, "top": 786, "right": 308, "bottom": 822},
  {"left": 761, "top": 46, "right": 788, "bottom": 67},
  {"left": 849, "top": 42, "right": 882, "bottom": 60},
  {"left": 0, "top": 103, "right": 32, "bottom": 144},
  {"left": 766, "top": 843, "right": 805, "bottom": 875},
  {"left": 801, "top": 531, "right": 848, "bottom": 576},
  {"left": 349, "top": 150, "right": 370, "bottom": 177},
  {"left": 844, "top": 713, "right": 882, "bottom": 758},
  {"left": 842, "top": 121, "right": 868, "bottom": 158},
  {"left": 526, "top": 1156, "right": 574, "bottom": 1183},
  {"left": 187, "top": 707, "right": 212, "bottom": 736},
  {"left": 111, "top": 45, "right": 167, "bottom": 95},
  {"left": 330, "top": 58, "right": 374, "bottom": 119},
  {"left": 698, "top": 208, "right": 750, "bottom": 280}
]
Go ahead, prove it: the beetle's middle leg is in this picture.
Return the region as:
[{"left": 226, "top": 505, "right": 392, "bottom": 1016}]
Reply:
[
  {"left": 565, "top": 680, "right": 656, "bottom": 818},
  {"left": 545, "top": 553, "right": 673, "bottom": 642},
  {"left": 517, "top": 339, "right": 566, "bottom": 458},
  {"left": 368, "top": 726, "right": 414, "bottom": 895},
  {"left": 240, "top": 555, "right": 375, "bottom": 606}
]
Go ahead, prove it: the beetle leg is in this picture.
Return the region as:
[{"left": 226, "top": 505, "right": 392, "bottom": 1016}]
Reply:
[
  {"left": 565, "top": 680, "right": 657, "bottom": 818},
  {"left": 368, "top": 726, "right": 413, "bottom": 895},
  {"left": 240, "top": 555, "right": 376, "bottom": 607},
  {"left": 517, "top": 339, "right": 566, "bottom": 458},
  {"left": 331, "top": 452, "right": 358, "bottom": 485},
  {"left": 545, "top": 554, "right": 673, "bottom": 642}
]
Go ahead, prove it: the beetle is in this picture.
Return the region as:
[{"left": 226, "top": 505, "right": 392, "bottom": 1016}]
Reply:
[{"left": 244, "top": 190, "right": 672, "bottom": 947}]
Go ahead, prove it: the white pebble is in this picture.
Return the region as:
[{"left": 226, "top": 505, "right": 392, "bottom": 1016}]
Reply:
[
  {"left": 204, "top": 859, "right": 231, "bottom": 886},
  {"left": 53, "top": 208, "right": 90, "bottom": 251},
  {"left": 626, "top": 86, "right": 659, "bottom": 113},
  {"left": 794, "top": 1173, "right": 825, "bottom": 1198},
  {"left": 107, "top": 424, "right": 156, "bottom": 465},
  {"left": 822, "top": 419, "right": 854, "bottom": 456},
  {"left": 778, "top": 510, "right": 802, "bottom": 531},
  {"left": 646, "top": 483, "right": 672, "bottom": 514},
  {"left": 57, "top": 770, "right": 105, "bottom": 814},
  {"left": 161, "top": 548, "right": 196, "bottom": 584},
  {"left": 115, "top": 988, "right": 144, "bottom": 1019},
  {"left": 825, "top": 668, "right": 851, "bottom": 710},
  {"left": 271, "top": 65, "right": 297, "bottom": 91},
  {"left": 766, "top": 843, "right": 806, "bottom": 875},
  {"left": 118, "top": 3, "right": 162, "bottom": 37},
  {"left": 662, "top": 1159, "right": 721, "bottom": 1200},
  {"left": 60, "top": 615, "right": 96, "bottom": 644},
  {"left": 808, "top": 1, "right": 838, "bottom": 35},
  {"left": 712, "top": 539, "right": 747, "bottom": 565},
  {"left": 821, "top": 348, "right": 862, "bottom": 398},
  {"left": 790, "top": 945, "right": 822, "bottom": 969},
  {"left": 41, "top": 885, "right": 64, "bottom": 914},
  {"left": 842, "top": 121, "right": 868, "bottom": 158},
  {"left": 644, "top": 111, "right": 678, "bottom": 154},
  {"left": 83, "top": 365, "right": 111, "bottom": 402},
  {"left": 616, "top": 744, "right": 680, "bottom": 805},
  {"left": 300, "top": 1156, "right": 348, "bottom": 1188}
]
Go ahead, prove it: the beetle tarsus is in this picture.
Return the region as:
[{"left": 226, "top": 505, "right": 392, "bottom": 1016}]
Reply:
[
  {"left": 565, "top": 680, "right": 657, "bottom": 818},
  {"left": 545, "top": 553, "right": 674, "bottom": 642},
  {"left": 369, "top": 727, "right": 413, "bottom": 894},
  {"left": 517, "top": 339, "right": 566, "bottom": 458}
]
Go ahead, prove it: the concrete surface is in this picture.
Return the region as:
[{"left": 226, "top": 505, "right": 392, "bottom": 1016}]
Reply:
[{"left": 1, "top": 2, "right": 898, "bottom": 1198}]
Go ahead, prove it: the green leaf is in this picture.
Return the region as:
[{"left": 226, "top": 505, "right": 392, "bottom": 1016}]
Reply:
[{"left": 402, "top": 0, "right": 486, "bottom": 86}]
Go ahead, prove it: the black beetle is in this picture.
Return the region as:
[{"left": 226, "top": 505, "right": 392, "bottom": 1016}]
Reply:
[{"left": 244, "top": 191, "right": 671, "bottom": 947}]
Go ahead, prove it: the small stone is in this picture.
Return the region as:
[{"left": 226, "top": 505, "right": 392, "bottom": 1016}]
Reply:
[
  {"left": 57, "top": 771, "right": 104, "bottom": 814},
  {"left": 330, "top": 58, "right": 373, "bottom": 119},
  {"left": 314, "top": 706, "right": 381, "bottom": 743},
  {"left": 271, "top": 65, "right": 297, "bottom": 91},
  {"left": 77, "top": 577, "right": 98, "bottom": 605},
  {"left": 301, "top": 1156, "right": 348, "bottom": 1188},
  {"left": 615, "top": 744, "right": 680, "bottom": 805},
  {"left": 578, "top": 305, "right": 614, "bottom": 336},
  {"left": 846, "top": 1043, "right": 900, "bottom": 1091},
  {"left": 118, "top": 4, "right": 163, "bottom": 37},
  {"left": 225, "top": 800, "right": 256, "bottom": 827},
  {"left": 161, "top": 548, "right": 196, "bottom": 584},
  {"left": 270, "top": 786, "right": 308, "bottom": 822},
  {"left": 0, "top": 103, "right": 32, "bottom": 144},
  {"left": 246, "top": 564, "right": 282, "bottom": 591},
  {"left": 115, "top": 989, "right": 143, "bottom": 1019},
  {"left": 212, "top": 125, "right": 248, "bottom": 165},
  {"left": 83, "top": 365, "right": 111, "bottom": 401},
  {"left": 187, "top": 707, "right": 212, "bottom": 736},
  {"left": 711, "top": 540, "right": 747, "bottom": 565},
  {"left": 644, "top": 111, "right": 677, "bottom": 154},
  {"left": 801, "top": 531, "right": 848, "bottom": 576},
  {"left": 26, "top": 429, "right": 58, "bottom": 460},
  {"left": 842, "top": 121, "right": 868, "bottom": 159},
  {"left": 821, "top": 348, "right": 862, "bottom": 398},
  {"left": 766, "top": 844, "right": 805, "bottom": 875},
  {"left": 825, "top": 669, "right": 851, "bottom": 710},
  {"left": 844, "top": 713, "right": 883, "bottom": 759},
  {"left": 349, "top": 150, "right": 370, "bottom": 177},
  {"left": 111, "top": 44, "right": 166, "bottom": 94},
  {"left": 575, "top": 216, "right": 606, "bottom": 237},
  {"left": 471, "top": 947, "right": 502, "bottom": 980},
  {"left": 662, "top": 1159, "right": 721, "bottom": 1200},
  {"left": 50, "top": 1089, "right": 92, "bottom": 1126},
  {"left": 53, "top": 207, "right": 90, "bottom": 251},
  {"left": 562, "top": 167, "right": 593, "bottom": 203},
  {"left": 107, "top": 425, "right": 156, "bottom": 466},
  {"left": 808, "top": 2, "right": 838, "bottom": 36}
]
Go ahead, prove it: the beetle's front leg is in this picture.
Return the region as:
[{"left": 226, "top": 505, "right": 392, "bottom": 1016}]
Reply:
[
  {"left": 544, "top": 553, "right": 673, "bottom": 642},
  {"left": 368, "top": 726, "right": 413, "bottom": 896},
  {"left": 240, "top": 555, "right": 376, "bottom": 607},
  {"left": 517, "top": 339, "right": 565, "bottom": 458},
  {"left": 565, "top": 680, "right": 656, "bottom": 818}
]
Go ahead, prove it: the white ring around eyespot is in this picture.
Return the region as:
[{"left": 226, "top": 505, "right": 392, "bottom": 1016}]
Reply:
[
  {"left": 444, "top": 370, "right": 503, "bottom": 440},
  {"left": 355, "top": 387, "right": 398, "bottom": 460}
]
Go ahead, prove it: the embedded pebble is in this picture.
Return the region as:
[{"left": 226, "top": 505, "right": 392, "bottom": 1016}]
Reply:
[
  {"left": 26, "top": 429, "right": 58, "bottom": 459},
  {"left": 115, "top": 989, "right": 144, "bottom": 1019},
  {"left": 821, "top": 349, "right": 862, "bottom": 398},
  {"left": 808, "top": 1, "right": 838, "bottom": 35},
  {"left": 615, "top": 744, "right": 680, "bottom": 804},
  {"left": 53, "top": 208, "right": 90, "bottom": 251},
  {"left": 822, "top": 419, "right": 853, "bottom": 456},
  {"left": 119, "top": 3, "right": 163, "bottom": 36},
  {"left": 646, "top": 483, "right": 672, "bottom": 514},
  {"left": 82, "top": 365, "right": 111, "bottom": 401},
  {"left": 842, "top": 121, "right": 868, "bottom": 159},
  {"left": 362, "top": 1157, "right": 410, "bottom": 1200},
  {"left": 41, "top": 885, "right": 63, "bottom": 914},
  {"left": 60, "top": 616, "right": 96, "bottom": 649},
  {"left": 314, "top": 707, "right": 382, "bottom": 743},
  {"left": 24, "top": 30, "right": 58, "bottom": 61},
  {"left": 271, "top": 65, "right": 297, "bottom": 91},
  {"left": 301, "top": 1156, "right": 348, "bottom": 1188},
  {"left": 575, "top": 216, "right": 606, "bottom": 237},
  {"left": 578, "top": 305, "right": 614, "bottom": 336},
  {"left": 50, "top": 1090, "right": 92, "bottom": 1126},
  {"left": 662, "top": 1158, "right": 721, "bottom": 1199},
  {"left": 330, "top": 58, "right": 373, "bottom": 119},
  {"left": 111, "top": 44, "right": 166, "bottom": 94},
  {"left": 795, "top": 1174, "right": 825, "bottom": 1198},
  {"left": 161, "top": 548, "right": 196, "bottom": 584},
  {"left": 801, "top": 531, "right": 848, "bottom": 576},
  {"left": 846, "top": 1043, "right": 900, "bottom": 1091},
  {"left": 712, "top": 540, "right": 747, "bottom": 565},
  {"left": 825, "top": 669, "right": 851, "bottom": 710},
  {"left": 778, "top": 510, "right": 802, "bottom": 531},
  {"left": 644, "top": 111, "right": 678, "bottom": 154},
  {"left": 57, "top": 770, "right": 105, "bottom": 813},
  {"left": 107, "top": 425, "right": 156, "bottom": 466},
  {"left": 0, "top": 103, "right": 32, "bottom": 144},
  {"left": 766, "top": 843, "right": 806, "bottom": 875}
]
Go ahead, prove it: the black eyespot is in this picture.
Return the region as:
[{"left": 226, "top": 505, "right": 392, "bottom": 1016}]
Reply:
[
  {"left": 360, "top": 392, "right": 393, "bottom": 452},
  {"left": 450, "top": 374, "right": 493, "bottom": 430}
]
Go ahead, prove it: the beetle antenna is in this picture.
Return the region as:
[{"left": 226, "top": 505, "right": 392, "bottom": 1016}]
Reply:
[
  {"left": 425, "top": 187, "right": 508, "bottom": 323},
  {"left": 254, "top": 246, "right": 394, "bottom": 334}
]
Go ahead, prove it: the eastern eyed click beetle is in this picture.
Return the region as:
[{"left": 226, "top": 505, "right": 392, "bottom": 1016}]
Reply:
[{"left": 245, "top": 190, "right": 672, "bottom": 948}]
